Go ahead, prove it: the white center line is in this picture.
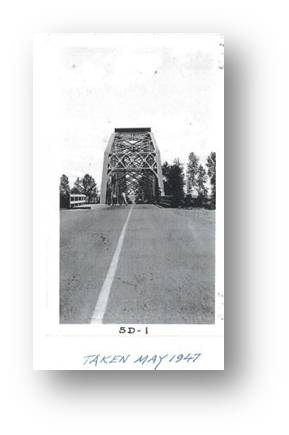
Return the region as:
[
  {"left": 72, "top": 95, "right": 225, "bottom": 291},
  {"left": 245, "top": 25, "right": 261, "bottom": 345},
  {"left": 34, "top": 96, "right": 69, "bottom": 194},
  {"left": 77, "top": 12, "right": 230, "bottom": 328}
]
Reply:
[{"left": 90, "top": 205, "right": 134, "bottom": 324}]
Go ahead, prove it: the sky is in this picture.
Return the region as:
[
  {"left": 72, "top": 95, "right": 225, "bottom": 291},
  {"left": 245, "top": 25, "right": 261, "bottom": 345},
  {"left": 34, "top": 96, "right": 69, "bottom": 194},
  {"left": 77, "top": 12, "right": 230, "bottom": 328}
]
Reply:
[{"left": 59, "top": 34, "right": 223, "bottom": 189}]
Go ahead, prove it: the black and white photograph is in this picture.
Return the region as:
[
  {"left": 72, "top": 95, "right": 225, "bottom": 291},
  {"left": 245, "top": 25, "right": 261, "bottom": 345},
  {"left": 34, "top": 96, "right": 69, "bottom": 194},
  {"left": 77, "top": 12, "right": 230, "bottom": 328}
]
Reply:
[
  {"left": 59, "top": 35, "right": 222, "bottom": 325},
  {"left": 34, "top": 33, "right": 224, "bottom": 370}
]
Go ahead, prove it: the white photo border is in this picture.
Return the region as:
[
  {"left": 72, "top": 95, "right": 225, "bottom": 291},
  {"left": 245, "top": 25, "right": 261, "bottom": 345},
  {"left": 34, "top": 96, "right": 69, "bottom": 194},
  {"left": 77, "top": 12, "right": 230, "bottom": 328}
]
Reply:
[{"left": 33, "top": 33, "right": 224, "bottom": 370}]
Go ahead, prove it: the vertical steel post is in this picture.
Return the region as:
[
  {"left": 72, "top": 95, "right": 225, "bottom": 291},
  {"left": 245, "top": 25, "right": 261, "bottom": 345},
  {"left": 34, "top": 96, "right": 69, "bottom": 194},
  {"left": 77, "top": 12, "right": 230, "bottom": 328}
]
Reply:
[
  {"left": 100, "top": 133, "right": 115, "bottom": 204},
  {"left": 150, "top": 132, "right": 165, "bottom": 196}
]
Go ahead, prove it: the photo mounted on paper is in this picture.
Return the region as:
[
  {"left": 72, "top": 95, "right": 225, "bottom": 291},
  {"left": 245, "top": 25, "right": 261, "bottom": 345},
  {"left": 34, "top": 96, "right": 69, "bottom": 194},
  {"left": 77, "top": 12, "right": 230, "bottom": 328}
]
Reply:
[{"left": 33, "top": 33, "right": 224, "bottom": 370}]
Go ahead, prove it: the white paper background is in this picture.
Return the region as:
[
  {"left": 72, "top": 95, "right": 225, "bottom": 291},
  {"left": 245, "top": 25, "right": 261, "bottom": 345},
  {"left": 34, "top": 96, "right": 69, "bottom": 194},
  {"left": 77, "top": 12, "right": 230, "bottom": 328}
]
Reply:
[
  {"left": 1, "top": 0, "right": 289, "bottom": 433},
  {"left": 33, "top": 33, "right": 224, "bottom": 371}
]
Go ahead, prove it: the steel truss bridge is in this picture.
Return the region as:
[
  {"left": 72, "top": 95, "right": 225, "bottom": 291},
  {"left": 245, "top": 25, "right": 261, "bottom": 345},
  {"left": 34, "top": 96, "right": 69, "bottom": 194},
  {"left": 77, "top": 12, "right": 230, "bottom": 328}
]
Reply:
[{"left": 100, "top": 128, "right": 164, "bottom": 204}]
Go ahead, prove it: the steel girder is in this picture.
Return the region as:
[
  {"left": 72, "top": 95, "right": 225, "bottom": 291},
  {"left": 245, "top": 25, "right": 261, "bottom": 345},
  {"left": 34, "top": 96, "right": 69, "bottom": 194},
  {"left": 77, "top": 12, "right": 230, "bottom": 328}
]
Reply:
[{"left": 100, "top": 128, "right": 164, "bottom": 204}]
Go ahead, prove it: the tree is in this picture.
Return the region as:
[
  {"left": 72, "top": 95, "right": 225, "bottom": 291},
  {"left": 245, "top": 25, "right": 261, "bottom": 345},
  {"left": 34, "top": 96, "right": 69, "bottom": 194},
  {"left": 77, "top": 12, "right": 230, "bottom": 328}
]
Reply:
[
  {"left": 162, "top": 159, "right": 185, "bottom": 207},
  {"left": 186, "top": 152, "right": 199, "bottom": 195},
  {"left": 206, "top": 151, "right": 216, "bottom": 208},
  {"left": 82, "top": 174, "right": 98, "bottom": 202},
  {"left": 59, "top": 174, "right": 70, "bottom": 208},
  {"left": 71, "top": 177, "right": 82, "bottom": 194},
  {"left": 162, "top": 161, "right": 170, "bottom": 194},
  {"left": 72, "top": 174, "right": 98, "bottom": 203},
  {"left": 196, "top": 164, "right": 208, "bottom": 206}
]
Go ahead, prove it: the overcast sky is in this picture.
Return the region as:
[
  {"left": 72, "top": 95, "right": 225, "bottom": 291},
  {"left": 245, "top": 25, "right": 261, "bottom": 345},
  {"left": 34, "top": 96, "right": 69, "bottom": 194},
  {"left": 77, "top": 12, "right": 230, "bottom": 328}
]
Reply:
[{"left": 59, "top": 34, "right": 223, "bottom": 188}]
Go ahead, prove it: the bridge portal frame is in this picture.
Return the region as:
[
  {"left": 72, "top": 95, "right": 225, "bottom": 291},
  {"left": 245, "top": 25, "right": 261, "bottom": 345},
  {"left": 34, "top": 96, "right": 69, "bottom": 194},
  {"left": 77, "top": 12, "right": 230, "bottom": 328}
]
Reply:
[{"left": 100, "top": 128, "right": 164, "bottom": 204}]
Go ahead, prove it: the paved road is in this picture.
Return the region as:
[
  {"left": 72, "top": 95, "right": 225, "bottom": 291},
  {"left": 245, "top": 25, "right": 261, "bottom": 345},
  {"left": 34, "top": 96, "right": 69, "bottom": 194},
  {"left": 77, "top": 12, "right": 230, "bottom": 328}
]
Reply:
[{"left": 60, "top": 204, "right": 215, "bottom": 324}]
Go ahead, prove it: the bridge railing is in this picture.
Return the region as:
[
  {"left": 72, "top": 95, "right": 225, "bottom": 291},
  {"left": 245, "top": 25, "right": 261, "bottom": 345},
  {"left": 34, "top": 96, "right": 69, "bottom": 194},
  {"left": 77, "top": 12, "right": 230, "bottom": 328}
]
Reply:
[
  {"left": 159, "top": 195, "right": 174, "bottom": 208},
  {"left": 159, "top": 195, "right": 215, "bottom": 209},
  {"left": 69, "top": 194, "right": 87, "bottom": 208}
]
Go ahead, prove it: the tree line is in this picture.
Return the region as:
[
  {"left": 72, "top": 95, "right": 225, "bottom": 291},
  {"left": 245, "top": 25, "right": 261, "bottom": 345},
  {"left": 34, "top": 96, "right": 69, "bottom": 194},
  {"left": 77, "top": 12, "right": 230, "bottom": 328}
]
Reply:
[
  {"left": 60, "top": 151, "right": 216, "bottom": 209},
  {"left": 162, "top": 151, "right": 216, "bottom": 209},
  {"left": 60, "top": 173, "right": 98, "bottom": 208}
]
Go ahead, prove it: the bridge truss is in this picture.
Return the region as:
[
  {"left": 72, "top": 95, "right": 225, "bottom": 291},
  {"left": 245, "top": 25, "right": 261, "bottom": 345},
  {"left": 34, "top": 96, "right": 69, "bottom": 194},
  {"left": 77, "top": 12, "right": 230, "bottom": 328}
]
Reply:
[{"left": 100, "top": 128, "right": 164, "bottom": 204}]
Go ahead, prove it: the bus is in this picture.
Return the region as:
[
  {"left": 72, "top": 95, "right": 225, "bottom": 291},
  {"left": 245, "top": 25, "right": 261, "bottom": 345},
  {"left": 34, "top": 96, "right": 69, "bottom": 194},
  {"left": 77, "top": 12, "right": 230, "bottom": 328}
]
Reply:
[{"left": 69, "top": 194, "right": 87, "bottom": 208}]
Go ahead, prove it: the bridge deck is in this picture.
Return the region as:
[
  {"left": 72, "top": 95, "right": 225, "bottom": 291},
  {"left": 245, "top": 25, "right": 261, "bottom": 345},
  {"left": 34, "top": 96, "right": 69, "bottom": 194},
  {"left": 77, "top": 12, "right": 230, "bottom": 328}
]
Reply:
[{"left": 60, "top": 204, "right": 215, "bottom": 324}]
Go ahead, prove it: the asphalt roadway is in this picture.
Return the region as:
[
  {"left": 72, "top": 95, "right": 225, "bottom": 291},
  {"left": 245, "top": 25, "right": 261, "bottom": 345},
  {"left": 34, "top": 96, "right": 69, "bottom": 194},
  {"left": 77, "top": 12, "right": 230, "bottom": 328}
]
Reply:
[{"left": 60, "top": 204, "right": 215, "bottom": 324}]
